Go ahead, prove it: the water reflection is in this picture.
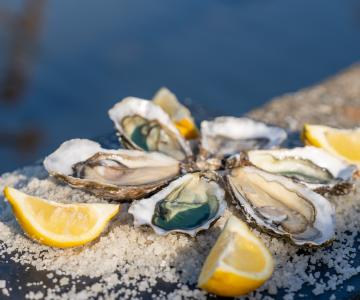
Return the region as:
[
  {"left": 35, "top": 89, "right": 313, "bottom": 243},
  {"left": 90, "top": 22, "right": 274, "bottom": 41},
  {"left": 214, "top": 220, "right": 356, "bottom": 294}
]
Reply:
[
  {"left": 0, "top": 0, "right": 359, "bottom": 174},
  {"left": 0, "top": 0, "right": 45, "bottom": 102},
  {"left": 0, "top": 0, "right": 45, "bottom": 167},
  {"left": 0, "top": 128, "right": 42, "bottom": 154}
]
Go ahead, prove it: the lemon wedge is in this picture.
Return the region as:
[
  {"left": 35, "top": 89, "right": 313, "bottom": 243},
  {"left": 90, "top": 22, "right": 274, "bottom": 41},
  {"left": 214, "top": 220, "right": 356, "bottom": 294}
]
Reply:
[
  {"left": 3, "top": 187, "right": 120, "bottom": 248},
  {"left": 198, "top": 216, "right": 274, "bottom": 297},
  {"left": 152, "top": 87, "right": 199, "bottom": 139},
  {"left": 302, "top": 124, "right": 360, "bottom": 167}
]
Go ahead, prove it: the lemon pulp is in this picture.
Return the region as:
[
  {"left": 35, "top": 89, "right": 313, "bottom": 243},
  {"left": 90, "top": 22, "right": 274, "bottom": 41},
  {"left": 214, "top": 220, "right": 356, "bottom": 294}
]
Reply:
[
  {"left": 326, "top": 131, "right": 360, "bottom": 161},
  {"left": 4, "top": 186, "right": 120, "bottom": 248},
  {"left": 198, "top": 216, "right": 274, "bottom": 297},
  {"left": 303, "top": 124, "right": 360, "bottom": 166}
]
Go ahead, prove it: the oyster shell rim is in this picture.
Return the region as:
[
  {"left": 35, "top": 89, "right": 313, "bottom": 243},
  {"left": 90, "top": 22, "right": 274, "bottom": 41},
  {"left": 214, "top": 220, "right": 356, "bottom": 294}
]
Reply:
[
  {"left": 243, "top": 146, "right": 356, "bottom": 195},
  {"left": 44, "top": 139, "right": 181, "bottom": 201},
  {"left": 200, "top": 116, "right": 288, "bottom": 158},
  {"left": 108, "top": 97, "right": 193, "bottom": 161},
  {"left": 128, "top": 171, "right": 227, "bottom": 236},
  {"left": 225, "top": 166, "right": 336, "bottom": 247}
]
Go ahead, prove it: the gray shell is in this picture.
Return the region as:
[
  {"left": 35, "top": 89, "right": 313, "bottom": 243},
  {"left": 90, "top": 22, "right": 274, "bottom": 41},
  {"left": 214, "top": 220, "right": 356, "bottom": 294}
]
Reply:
[
  {"left": 200, "top": 117, "right": 287, "bottom": 159},
  {"left": 108, "top": 97, "right": 192, "bottom": 161},
  {"left": 44, "top": 139, "right": 180, "bottom": 201},
  {"left": 245, "top": 146, "right": 356, "bottom": 195},
  {"left": 128, "top": 171, "right": 226, "bottom": 236},
  {"left": 226, "top": 166, "right": 336, "bottom": 246}
]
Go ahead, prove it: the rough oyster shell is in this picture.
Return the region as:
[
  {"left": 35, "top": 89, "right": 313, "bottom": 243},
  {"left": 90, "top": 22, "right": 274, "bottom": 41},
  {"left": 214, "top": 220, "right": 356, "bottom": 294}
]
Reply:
[
  {"left": 108, "top": 97, "right": 193, "bottom": 161},
  {"left": 44, "top": 139, "right": 180, "bottom": 201},
  {"left": 152, "top": 87, "right": 199, "bottom": 140},
  {"left": 128, "top": 171, "right": 226, "bottom": 236},
  {"left": 226, "top": 166, "right": 335, "bottom": 246},
  {"left": 245, "top": 146, "right": 356, "bottom": 195},
  {"left": 200, "top": 117, "right": 287, "bottom": 158}
]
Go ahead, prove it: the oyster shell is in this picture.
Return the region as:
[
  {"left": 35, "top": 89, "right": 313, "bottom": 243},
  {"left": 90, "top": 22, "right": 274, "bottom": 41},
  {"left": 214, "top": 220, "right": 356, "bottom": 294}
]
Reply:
[
  {"left": 152, "top": 87, "right": 199, "bottom": 140},
  {"left": 200, "top": 117, "right": 287, "bottom": 158},
  {"left": 128, "top": 172, "right": 226, "bottom": 236},
  {"left": 108, "top": 97, "right": 192, "bottom": 161},
  {"left": 245, "top": 146, "right": 356, "bottom": 194},
  {"left": 44, "top": 139, "right": 180, "bottom": 201},
  {"left": 226, "top": 166, "right": 335, "bottom": 246}
]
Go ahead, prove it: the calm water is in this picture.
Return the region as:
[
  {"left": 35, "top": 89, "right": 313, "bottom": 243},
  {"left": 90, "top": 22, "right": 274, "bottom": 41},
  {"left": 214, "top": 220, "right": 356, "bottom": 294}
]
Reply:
[{"left": 0, "top": 0, "right": 360, "bottom": 173}]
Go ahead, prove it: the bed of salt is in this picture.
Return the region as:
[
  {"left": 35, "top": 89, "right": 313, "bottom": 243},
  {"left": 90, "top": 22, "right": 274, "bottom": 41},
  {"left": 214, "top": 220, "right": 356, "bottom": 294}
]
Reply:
[
  {"left": 1, "top": 143, "right": 360, "bottom": 299},
  {"left": 2, "top": 89, "right": 360, "bottom": 299}
]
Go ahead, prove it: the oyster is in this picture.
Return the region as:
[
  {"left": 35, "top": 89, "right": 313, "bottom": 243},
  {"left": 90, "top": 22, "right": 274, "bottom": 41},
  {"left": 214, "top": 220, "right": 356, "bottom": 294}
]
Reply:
[
  {"left": 245, "top": 146, "right": 356, "bottom": 194},
  {"left": 200, "top": 117, "right": 287, "bottom": 158},
  {"left": 129, "top": 172, "right": 226, "bottom": 236},
  {"left": 152, "top": 87, "right": 199, "bottom": 140},
  {"left": 108, "top": 97, "right": 192, "bottom": 161},
  {"left": 226, "top": 166, "right": 335, "bottom": 246},
  {"left": 44, "top": 139, "right": 180, "bottom": 201}
]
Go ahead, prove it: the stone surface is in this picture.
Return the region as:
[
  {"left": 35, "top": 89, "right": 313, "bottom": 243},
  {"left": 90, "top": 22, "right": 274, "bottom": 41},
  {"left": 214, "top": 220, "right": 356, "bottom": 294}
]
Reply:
[{"left": 248, "top": 63, "right": 360, "bottom": 130}]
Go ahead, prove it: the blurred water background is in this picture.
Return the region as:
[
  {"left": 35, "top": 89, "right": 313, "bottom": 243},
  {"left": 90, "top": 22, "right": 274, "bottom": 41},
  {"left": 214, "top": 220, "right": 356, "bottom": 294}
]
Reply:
[{"left": 0, "top": 0, "right": 360, "bottom": 174}]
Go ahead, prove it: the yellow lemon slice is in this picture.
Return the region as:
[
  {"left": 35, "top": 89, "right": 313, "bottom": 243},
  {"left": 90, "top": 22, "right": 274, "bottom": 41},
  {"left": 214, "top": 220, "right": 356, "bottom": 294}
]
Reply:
[
  {"left": 198, "top": 216, "right": 274, "bottom": 297},
  {"left": 302, "top": 124, "right": 360, "bottom": 167},
  {"left": 152, "top": 87, "right": 199, "bottom": 139},
  {"left": 3, "top": 187, "right": 120, "bottom": 248}
]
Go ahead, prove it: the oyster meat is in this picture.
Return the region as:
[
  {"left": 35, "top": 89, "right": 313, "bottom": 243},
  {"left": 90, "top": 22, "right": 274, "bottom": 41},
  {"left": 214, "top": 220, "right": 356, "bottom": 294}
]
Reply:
[
  {"left": 226, "top": 166, "right": 335, "bottom": 246},
  {"left": 200, "top": 117, "right": 287, "bottom": 158},
  {"left": 246, "top": 146, "right": 356, "bottom": 194},
  {"left": 108, "top": 97, "right": 192, "bottom": 161},
  {"left": 44, "top": 139, "right": 180, "bottom": 201},
  {"left": 129, "top": 172, "right": 226, "bottom": 236}
]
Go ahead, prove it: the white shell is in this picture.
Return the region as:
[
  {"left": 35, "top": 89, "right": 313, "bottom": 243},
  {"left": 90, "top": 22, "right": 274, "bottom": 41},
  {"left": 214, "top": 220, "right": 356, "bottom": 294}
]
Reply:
[
  {"left": 152, "top": 87, "right": 195, "bottom": 127},
  {"left": 200, "top": 117, "right": 287, "bottom": 157},
  {"left": 44, "top": 139, "right": 103, "bottom": 176},
  {"left": 44, "top": 139, "right": 180, "bottom": 200},
  {"left": 247, "top": 146, "right": 356, "bottom": 190},
  {"left": 226, "top": 166, "right": 336, "bottom": 246},
  {"left": 108, "top": 97, "right": 192, "bottom": 159},
  {"left": 128, "top": 172, "right": 226, "bottom": 236}
]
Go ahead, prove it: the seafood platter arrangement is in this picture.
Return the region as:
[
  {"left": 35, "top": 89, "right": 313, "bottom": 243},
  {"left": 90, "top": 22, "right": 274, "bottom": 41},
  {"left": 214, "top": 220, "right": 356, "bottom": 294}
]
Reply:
[{"left": 1, "top": 87, "right": 360, "bottom": 299}]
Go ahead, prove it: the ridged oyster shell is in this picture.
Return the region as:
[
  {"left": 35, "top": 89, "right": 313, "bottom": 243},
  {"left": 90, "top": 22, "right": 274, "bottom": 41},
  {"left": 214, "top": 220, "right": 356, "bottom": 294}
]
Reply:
[
  {"left": 200, "top": 117, "right": 287, "bottom": 158},
  {"left": 128, "top": 171, "right": 226, "bottom": 236},
  {"left": 226, "top": 166, "right": 335, "bottom": 246},
  {"left": 44, "top": 139, "right": 180, "bottom": 201},
  {"left": 152, "top": 87, "right": 199, "bottom": 140},
  {"left": 245, "top": 146, "right": 356, "bottom": 195},
  {"left": 108, "top": 97, "right": 192, "bottom": 161}
]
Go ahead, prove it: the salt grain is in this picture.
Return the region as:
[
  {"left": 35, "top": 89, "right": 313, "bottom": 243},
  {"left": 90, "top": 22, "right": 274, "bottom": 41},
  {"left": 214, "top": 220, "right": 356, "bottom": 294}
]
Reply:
[
  {"left": 59, "top": 277, "right": 69, "bottom": 286},
  {"left": 346, "top": 285, "right": 355, "bottom": 292},
  {"left": 26, "top": 291, "right": 44, "bottom": 300},
  {"left": 0, "top": 280, "right": 6, "bottom": 289},
  {"left": 1, "top": 288, "right": 10, "bottom": 297},
  {"left": 1, "top": 165, "right": 360, "bottom": 299}
]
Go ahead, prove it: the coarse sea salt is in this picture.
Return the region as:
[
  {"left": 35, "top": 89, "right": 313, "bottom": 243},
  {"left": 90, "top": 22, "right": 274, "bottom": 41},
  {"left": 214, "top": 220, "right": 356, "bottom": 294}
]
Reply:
[
  {"left": 1, "top": 165, "right": 360, "bottom": 299},
  {"left": 0, "top": 280, "right": 6, "bottom": 289}
]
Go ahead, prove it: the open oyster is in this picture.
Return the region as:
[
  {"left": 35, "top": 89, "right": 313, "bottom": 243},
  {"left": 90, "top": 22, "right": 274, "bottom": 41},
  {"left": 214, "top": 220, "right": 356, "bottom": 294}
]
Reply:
[
  {"left": 226, "top": 166, "right": 335, "bottom": 246},
  {"left": 44, "top": 139, "right": 180, "bottom": 201},
  {"left": 245, "top": 146, "right": 356, "bottom": 194},
  {"left": 152, "top": 87, "right": 199, "bottom": 140},
  {"left": 129, "top": 172, "right": 226, "bottom": 236},
  {"left": 200, "top": 117, "right": 287, "bottom": 158},
  {"left": 108, "top": 97, "right": 192, "bottom": 161}
]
